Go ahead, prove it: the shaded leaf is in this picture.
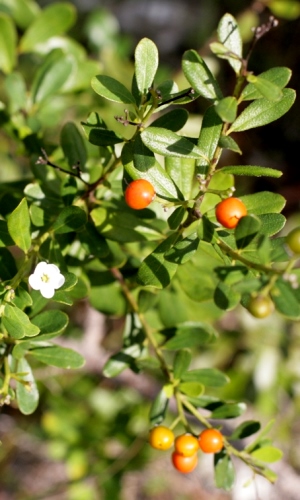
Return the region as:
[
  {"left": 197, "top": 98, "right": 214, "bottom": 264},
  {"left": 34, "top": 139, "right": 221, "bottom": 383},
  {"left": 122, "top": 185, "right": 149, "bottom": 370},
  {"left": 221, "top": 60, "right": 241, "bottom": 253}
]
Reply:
[
  {"left": 52, "top": 206, "right": 87, "bottom": 234},
  {"left": 7, "top": 198, "right": 31, "bottom": 253},
  {"left": 30, "top": 345, "right": 85, "bottom": 369},
  {"left": 141, "top": 127, "right": 207, "bottom": 160},
  {"left": 91, "top": 75, "right": 135, "bottom": 104},
  {"left": 16, "top": 358, "right": 39, "bottom": 415},
  {"left": 0, "top": 13, "right": 17, "bottom": 73},
  {"left": 214, "top": 452, "right": 235, "bottom": 490},
  {"left": 182, "top": 368, "right": 229, "bottom": 387},
  {"left": 220, "top": 165, "right": 282, "bottom": 178},
  {"left": 61, "top": 122, "right": 87, "bottom": 169}
]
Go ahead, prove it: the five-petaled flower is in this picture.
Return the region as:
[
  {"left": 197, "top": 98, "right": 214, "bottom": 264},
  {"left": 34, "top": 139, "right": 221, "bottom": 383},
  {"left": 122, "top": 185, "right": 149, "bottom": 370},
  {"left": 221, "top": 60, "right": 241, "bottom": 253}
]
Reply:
[{"left": 28, "top": 262, "right": 65, "bottom": 299}]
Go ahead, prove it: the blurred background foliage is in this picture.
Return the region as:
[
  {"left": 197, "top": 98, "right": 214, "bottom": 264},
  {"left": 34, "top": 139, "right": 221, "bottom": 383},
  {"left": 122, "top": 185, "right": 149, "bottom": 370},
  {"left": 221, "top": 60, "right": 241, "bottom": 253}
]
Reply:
[{"left": 0, "top": 0, "right": 300, "bottom": 498}]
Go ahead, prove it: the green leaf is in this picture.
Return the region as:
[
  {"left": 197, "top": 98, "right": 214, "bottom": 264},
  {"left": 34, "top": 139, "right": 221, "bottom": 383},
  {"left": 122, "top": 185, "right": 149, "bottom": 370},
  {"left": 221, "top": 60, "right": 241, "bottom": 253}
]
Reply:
[
  {"left": 20, "top": 2, "right": 77, "bottom": 53},
  {"left": 251, "top": 446, "right": 283, "bottom": 463},
  {"left": 0, "top": 220, "right": 14, "bottom": 247},
  {"left": 7, "top": 198, "right": 31, "bottom": 253},
  {"left": 151, "top": 108, "right": 189, "bottom": 132},
  {"left": 149, "top": 388, "right": 169, "bottom": 426},
  {"left": 16, "top": 358, "right": 39, "bottom": 415},
  {"left": 61, "top": 122, "right": 87, "bottom": 169},
  {"left": 167, "top": 206, "right": 186, "bottom": 230},
  {"left": 259, "top": 213, "right": 286, "bottom": 237},
  {"left": 182, "top": 49, "right": 223, "bottom": 100},
  {"left": 197, "top": 105, "right": 223, "bottom": 175},
  {"left": 245, "top": 419, "right": 275, "bottom": 453},
  {"left": 241, "top": 67, "right": 292, "bottom": 101},
  {"left": 91, "top": 75, "right": 135, "bottom": 104},
  {"left": 229, "top": 88, "right": 296, "bottom": 132},
  {"left": 0, "top": 13, "right": 17, "bottom": 73},
  {"left": 31, "top": 49, "right": 73, "bottom": 104},
  {"left": 52, "top": 206, "right": 87, "bottom": 234},
  {"left": 214, "top": 452, "right": 235, "bottom": 490},
  {"left": 246, "top": 74, "right": 283, "bottom": 101},
  {"left": 218, "top": 135, "right": 242, "bottom": 154},
  {"left": 217, "top": 13, "right": 242, "bottom": 74},
  {"left": 173, "top": 349, "right": 192, "bottom": 379},
  {"left": 269, "top": 0, "right": 300, "bottom": 20},
  {"left": 220, "top": 165, "right": 282, "bottom": 178},
  {"left": 182, "top": 368, "right": 229, "bottom": 387},
  {"left": 137, "top": 233, "right": 178, "bottom": 288},
  {"left": 162, "top": 321, "right": 217, "bottom": 350},
  {"left": 78, "top": 222, "right": 110, "bottom": 258},
  {"left": 3, "top": 305, "right": 40, "bottom": 339},
  {"left": 210, "top": 402, "right": 246, "bottom": 419},
  {"left": 1, "top": 0, "right": 39, "bottom": 31},
  {"left": 12, "top": 284, "right": 33, "bottom": 310},
  {"left": 229, "top": 420, "right": 261, "bottom": 440},
  {"left": 4, "top": 72, "right": 27, "bottom": 113},
  {"left": 215, "top": 97, "right": 237, "bottom": 123},
  {"left": 134, "top": 38, "right": 158, "bottom": 94},
  {"left": 91, "top": 205, "right": 161, "bottom": 243},
  {"left": 81, "top": 112, "right": 123, "bottom": 146},
  {"left": 240, "top": 191, "right": 286, "bottom": 214},
  {"left": 31, "top": 310, "right": 69, "bottom": 340},
  {"left": 141, "top": 127, "right": 207, "bottom": 160},
  {"left": 179, "top": 382, "right": 204, "bottom": 397},
  {"left": 122, "top": 141, "right": 179, "bottom": 200},
  {"left": 30, "top": 345, "right": 85, "bottom": 369},
  {"left": 103, "top": 344, "right": 144, "bottom": 377},
  {"left": 165, "top": 157, "right": 195, "bottom": 200},
  {"left": 214, "top": 281, "right": 241, "bottom": 311},
  {"left": 235, "top": 214, "right": 262, "bottom": 249},
  {"left": 271, "top": 278, "right": 300, "bottom": 319},
  {"left": 164, "top": 233, "right": 200, "bottom": 264}
]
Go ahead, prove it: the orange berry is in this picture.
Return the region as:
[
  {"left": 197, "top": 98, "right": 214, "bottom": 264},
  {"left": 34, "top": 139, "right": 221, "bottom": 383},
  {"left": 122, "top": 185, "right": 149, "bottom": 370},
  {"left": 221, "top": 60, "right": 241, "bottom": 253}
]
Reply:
[
  {"left": 125, "top": 179, "right": 155, "bottom": 210},
  {"left": 198, "top": 428, "right": 223, "bottom": 454},
  {"left": 172, "top": 451, "right": 198, "bottom": 473},
  {"left": 174, "top": 434, "right": 199, "bottom": 457},
  {"left": 215, "top": 197, "right": 247, "bottom": 229},
  {"left": 149, "top": 425, "right": 174, "bottom": 450}
]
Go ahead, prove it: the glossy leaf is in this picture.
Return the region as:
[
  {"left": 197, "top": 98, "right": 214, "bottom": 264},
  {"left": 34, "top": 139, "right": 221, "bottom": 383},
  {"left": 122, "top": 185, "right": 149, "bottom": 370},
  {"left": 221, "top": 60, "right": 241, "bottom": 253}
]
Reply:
[
  {"left": 30, "top": 345, "right": 85, "bottom": 369},
  {"left": 182, "top": 49, "right": 223, "bottom": 100},
  {"left": 214, "top": 452, "right": 235, "bottom": 490},
  {"left": 3, "top": 305, "right": 40, "bottom": 339},
  {"left": 229, "top": 89, "right": 296, "bottom": 132},
  {"left": 167, "top": 206, "right": 186, "bottom": 230},
  {"left": 220, "top": 165, "right": 282, "bottom": 178},
  {"left": 246, "top": 74, "right": 282, "bottom": 101},
  {"left": 137, "top": 233, "right": 178, "bottom": 288},
  {"left": 134, "top": 37, "right": 158, "bottom": 94},
  {"left": 218, "top": 135, "right": 242, "bottom": 154},
  {"left": 162, "top": 321, "right": 217, "bottom": 350},
  {"left": 81, "top": 112, "right": 123, "bottom": 146},
  {"left": 229, "top": 420, "right": 261, "bottom": 440},
  {"left": 215, "top": 97, "right": 237, "bottom": 123},
  {"left": 235, "top": 214, "right": 262, "bottom": 249},
  {"left": 271, "top": 278, "right": 300, "bottom": 319},
  {"left": 210, "top": 402, "right": 246, "bottom": 419},
  {"left": 141, "top": 127, "right": 207, "bottom": 160},
  {"left": 241, "top": 66, "right": 292, "bottom": 101},
  {"left": 251, "top": 446, "right": 283, "bottom": 463},
  {"left": 0, "top": 220, "right": 14, "bottom": 247},
  {"left": 16, "top": 358, "right": 39, "bottom": 415},
  {"left": 0, "top": 13, "right": 17, "bottom": 73},
  {"left": 61, "top": 122, "right": 87, "bottom": 169},
  {"left": 151, "top": 108, "right": 189, "bottom": 132},
  {"left": 165, "top": 157, "right": 195, "bottom": 200},
  {"left": 214, "top": 281, "right": 241, "bottom": 310},
  {"left": 52, "top": 206, "right": 87, "bottom": 234},
  {"left": 173, "top": 349, "right": 192, "bottom": 379},
  {"left": 103, "top": 344, "right": 144, "bottom": 377},
  {"left": 122, "top": 141, "right": 179, "bottom": 200},
  {"left": 20, "top": 2, "right": 76, "bottom": 53},
  {"left": 197, "top": 105, "right": 223, "bottom": 175},
  {"left": 164, "top": 233, "right": 200, "bottom": 264},
  {"left": 31, "top": 49, "right": 73, "bottom": 104},
  {"left": 149, "top": 388, "right": 169, "bottom": 426},
  {"left": 91, "top": 205, "right": 161, "bottom": 243},
  {"left": 7, "top": 198, "right": 31, "bottom": 253},
  {"left": 217, "top": 13, "right": 242, "bottom": 74},
  {"left": 182, "top": 368, "right": 229, "bottom": 387},
  {"left": 31, "top": 310, "right": 69, "bottom": 340},
  {"left": 91, "top": 75, "right": 135, "bottom": 104},
  {"left": 240, "top": 191, "right": 286, "bottom": 214}
]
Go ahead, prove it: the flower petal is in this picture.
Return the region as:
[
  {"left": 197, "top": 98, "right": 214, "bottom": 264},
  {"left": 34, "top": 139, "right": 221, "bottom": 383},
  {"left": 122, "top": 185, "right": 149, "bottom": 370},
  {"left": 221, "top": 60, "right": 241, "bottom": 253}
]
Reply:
[
  {"left": 28, "top": 273, "right": 41, "bottom": 290},
  {"left": 40, "top": 283, "right": 55, "bottom": 299}
]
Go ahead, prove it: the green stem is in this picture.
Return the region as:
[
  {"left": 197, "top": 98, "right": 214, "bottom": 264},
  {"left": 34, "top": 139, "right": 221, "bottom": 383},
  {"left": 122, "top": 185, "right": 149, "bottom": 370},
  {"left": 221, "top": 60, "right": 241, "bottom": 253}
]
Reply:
[{"left": 180, "top": 395, "right": 212, "bottom": 429}]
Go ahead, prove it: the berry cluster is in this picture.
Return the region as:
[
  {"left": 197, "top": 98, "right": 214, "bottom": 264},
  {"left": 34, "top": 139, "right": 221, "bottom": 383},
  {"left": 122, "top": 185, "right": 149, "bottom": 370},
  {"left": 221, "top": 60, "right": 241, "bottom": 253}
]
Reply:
[{"left": 149, "top": 426, "right": 224, "bottom": 474}]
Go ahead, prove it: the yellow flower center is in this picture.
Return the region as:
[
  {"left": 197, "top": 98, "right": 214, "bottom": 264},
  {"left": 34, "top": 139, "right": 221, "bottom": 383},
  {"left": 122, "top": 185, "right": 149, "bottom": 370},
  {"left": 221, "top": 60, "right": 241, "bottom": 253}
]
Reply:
[{"left": 41, "top": 273, "right": 50, "bottom": 283}]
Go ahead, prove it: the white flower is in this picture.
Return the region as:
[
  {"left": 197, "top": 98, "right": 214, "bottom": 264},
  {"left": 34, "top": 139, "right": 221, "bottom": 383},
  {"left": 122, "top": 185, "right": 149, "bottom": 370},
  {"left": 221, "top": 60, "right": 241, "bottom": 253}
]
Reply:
[{"left": 28, "top": 262, "right": 65, "bottom": 299}]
